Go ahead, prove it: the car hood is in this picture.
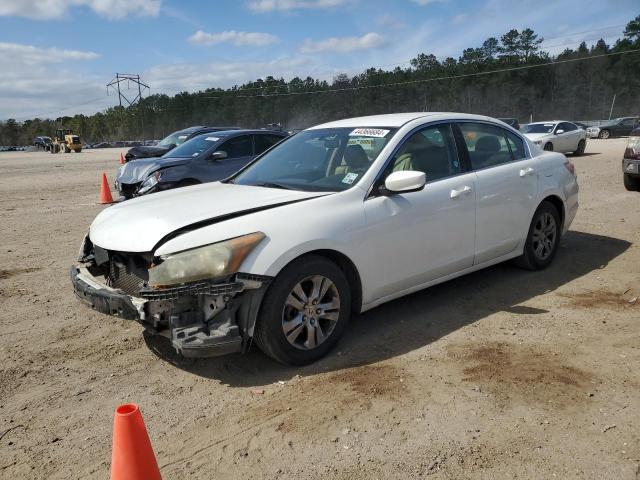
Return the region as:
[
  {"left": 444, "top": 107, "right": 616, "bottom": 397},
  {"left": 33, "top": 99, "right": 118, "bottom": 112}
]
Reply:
[
  {"left": 523, "top": 133, "right": 552, "bottom": 141},
  {"left": 90, "top": 182, "right": 328, "bottom": 252},
  {"left": 116, "top": 156, "right": 190, "bottom": 184},
  {"left": 126, "top": 145, "right": 171, "bottom": 160}
]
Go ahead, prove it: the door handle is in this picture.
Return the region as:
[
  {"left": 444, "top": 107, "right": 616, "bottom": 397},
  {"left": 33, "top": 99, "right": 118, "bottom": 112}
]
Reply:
[
  {"left": 519, "top": 167, "right": 535, "bottom": 177},
  {"left": 450, "top": 185, "right": 472, "bottom": 199}
]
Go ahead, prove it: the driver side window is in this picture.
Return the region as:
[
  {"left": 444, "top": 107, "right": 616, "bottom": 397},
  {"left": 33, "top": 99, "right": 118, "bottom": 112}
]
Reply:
[{"left": 385, "top": 124, "right": 460, "bottom": 182}]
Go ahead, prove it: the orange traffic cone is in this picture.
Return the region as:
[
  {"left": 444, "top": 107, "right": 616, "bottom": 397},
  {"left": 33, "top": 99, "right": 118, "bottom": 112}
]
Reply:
[
  {"left": 110, "top": 403, "right": 161, "bottom": 480},
  {"left": 100, "top": 173, "right": 114, "bottom": 204},
  {"left": 119, "top": 152, "right": 125, "bottom": 165}
]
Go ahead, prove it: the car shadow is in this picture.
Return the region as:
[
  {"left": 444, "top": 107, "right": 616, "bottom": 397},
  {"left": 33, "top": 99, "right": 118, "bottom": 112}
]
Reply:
[{"left": 144, "top": 230, "right": 630, "bottom": 387}]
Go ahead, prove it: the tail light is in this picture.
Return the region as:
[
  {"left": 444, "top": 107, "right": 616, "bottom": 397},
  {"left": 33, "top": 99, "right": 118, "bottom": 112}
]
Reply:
[{"left": 564, "top": 160, "right": 576, "bottom": 175}]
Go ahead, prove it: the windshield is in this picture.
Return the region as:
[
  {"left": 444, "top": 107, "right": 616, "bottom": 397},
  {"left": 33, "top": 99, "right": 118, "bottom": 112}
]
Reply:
[
  {"left": 163, "top": 133, "right": 222, "bottom": 158},
  {"left": 521, "top": 123, "right": 556, "bottom": 134},
  {"left": 159, "top": 131, "right": 191, "bottom": 147},
  {"left": 233, "top": 127, "right": 397, "bottom": 192}
]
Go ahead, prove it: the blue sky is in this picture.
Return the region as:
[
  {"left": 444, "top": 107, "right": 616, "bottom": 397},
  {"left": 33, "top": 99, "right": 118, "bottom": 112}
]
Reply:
[{"left": 0, "top": 0, "right": 637, "bottom": 120}]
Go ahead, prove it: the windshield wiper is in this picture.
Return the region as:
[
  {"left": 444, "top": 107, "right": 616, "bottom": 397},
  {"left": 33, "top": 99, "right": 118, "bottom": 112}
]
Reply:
[{"left": 253, "top": 182, "right": 293, "bottom": 190}]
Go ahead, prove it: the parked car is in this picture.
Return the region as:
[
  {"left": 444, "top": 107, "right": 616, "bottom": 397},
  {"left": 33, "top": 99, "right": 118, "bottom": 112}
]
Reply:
[
  {"left": 124, "top": 126, "right": 240, "bottom": 162},
  {"left": 586, "top": 117, "right": 640, "bottom": 139},
  {"left": 34, "top": 136, "right": 52, "bottom": 151},
  {"left": 623, "top": 127, "right": 640, "bottom": 191},
  {"left": 115, "top": 129, "right": 287, "bottom": 198},
  {"left": 572, "top": 122, "right": 588, "bottom": 130},
  {"left": 71, "top": 112, "right": 578, "bottom": 364},
  {"left": 498, "top": 118, "right": 520, "bottom": 130},
  {"left": 521, "top": 121, "right": 587, "bottom": 154}
]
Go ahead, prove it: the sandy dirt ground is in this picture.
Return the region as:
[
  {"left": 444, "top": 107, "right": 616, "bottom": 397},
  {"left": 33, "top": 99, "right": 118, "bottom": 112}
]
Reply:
[{"left": 0, "top": 139, "right": 638, "bottom": 479}]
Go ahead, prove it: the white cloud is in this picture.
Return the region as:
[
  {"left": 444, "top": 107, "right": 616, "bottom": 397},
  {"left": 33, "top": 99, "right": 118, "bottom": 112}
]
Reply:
[
  {"left": 188, "top": 30, "right": 279, "bottom": 47},
  {"left": 410, "top": 0, "right": 446, "bottom": 5},
  {"left": 0, "top": 42, "right": 106, "bottom": 120},
  {"left": 0, "top": 0, "right": 161, "bottom": 20},
  {"left": 300, "top": 32, "right": 386, "bottom": 54},
  {"left": 0, "top": 42, "right": 99, "bottom": 64},
  {"left": 247, "top": 0, "right": 347, "bottom": 13}
]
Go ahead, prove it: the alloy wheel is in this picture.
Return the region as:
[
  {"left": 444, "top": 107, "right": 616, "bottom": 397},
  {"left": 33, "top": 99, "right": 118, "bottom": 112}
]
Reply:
[
  {"left": 531, "top": 212, "right": 557, "bottom": 261},
  {"left": 281, "top": 275, "right": 340, "bottom": 350}
]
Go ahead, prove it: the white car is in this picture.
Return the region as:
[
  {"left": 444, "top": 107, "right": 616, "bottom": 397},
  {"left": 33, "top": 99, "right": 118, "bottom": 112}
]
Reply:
[
  {"left": 522, "top": 121, "right": 587, "bottom": 154},
  {"left": 71, "top": 113, "right": 579, "bottom": 365}
]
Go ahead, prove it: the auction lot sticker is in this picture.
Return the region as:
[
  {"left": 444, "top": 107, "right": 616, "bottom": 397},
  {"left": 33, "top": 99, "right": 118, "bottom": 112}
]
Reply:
[{"left": 349, "top": 128, "right": 390, "bottom": 137}]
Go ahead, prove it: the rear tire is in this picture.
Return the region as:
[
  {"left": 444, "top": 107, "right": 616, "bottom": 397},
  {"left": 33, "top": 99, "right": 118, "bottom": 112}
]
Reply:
[
  {"left": 254, "top": 254, "right": 351, "bottom": 365},
  {"left": 623, "top": 173, "right": 640, "bottom": 191},
  {"left": 515, "top": 201, "right": 561, "bottom": 271},
  {"left": 543, "top": 142, "right": 553, "bottom": 151},
  {"left": 598, "top": 129, "right": 610, "bottom": 139},
  {"left": 573, "top": 139, "right": 586, "bottom": 155}
]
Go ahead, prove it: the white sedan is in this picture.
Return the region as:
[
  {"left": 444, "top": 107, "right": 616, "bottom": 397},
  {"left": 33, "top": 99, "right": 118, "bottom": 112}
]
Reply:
[
  {"left": 71, "top": 113, "right": 579, "bottom": 365},
  {"left": 521, "top": 121, "right": 587, "bottom": 154}
]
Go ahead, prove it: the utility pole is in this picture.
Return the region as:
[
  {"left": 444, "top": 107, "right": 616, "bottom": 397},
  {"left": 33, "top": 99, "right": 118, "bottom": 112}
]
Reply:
[
  {"left": 608, "top": 93, "right": 616, "bottom": 120},
  {"left": 107, "top": 73, "right": 150, "bottom": 142}
]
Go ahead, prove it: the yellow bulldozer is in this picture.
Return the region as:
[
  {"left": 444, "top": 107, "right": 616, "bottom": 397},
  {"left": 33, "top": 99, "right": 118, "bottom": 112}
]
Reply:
[{"left": 51, "top": 128, "right": 82, "bottom": 153}]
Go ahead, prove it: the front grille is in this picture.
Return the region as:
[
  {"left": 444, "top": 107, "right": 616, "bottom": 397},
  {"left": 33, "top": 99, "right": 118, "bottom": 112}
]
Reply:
[{"left": 108, "top": 256, "right": 148, "bottom": 296}]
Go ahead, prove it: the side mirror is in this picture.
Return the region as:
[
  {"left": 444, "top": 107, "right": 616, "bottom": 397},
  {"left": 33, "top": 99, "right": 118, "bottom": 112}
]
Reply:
[
  {"left": 555, "top": 129, "right": 564, "bottom": 135},
  {"left": 210, "top": 150, "right": 227, "bottom": 161},
  {"left": 382, "top": 170, "right": 426, "bottom": 194}
]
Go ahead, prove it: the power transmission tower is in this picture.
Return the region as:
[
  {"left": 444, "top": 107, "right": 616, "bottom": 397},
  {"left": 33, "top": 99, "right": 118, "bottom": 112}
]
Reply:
[
  {"left": 106, "top": 73, "right": 150, "bottom": 142},
  {"left": 106, "top": 73, "right": 149, "bottom": 107}
]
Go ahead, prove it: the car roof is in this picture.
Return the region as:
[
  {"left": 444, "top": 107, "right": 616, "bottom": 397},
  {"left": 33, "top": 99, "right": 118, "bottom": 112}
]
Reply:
[
  {"left": 309, "top": 112, "right": 502, "bottom": 129},
  {"left": 189, "top": 129, "right": 287, "bottom": 140}
]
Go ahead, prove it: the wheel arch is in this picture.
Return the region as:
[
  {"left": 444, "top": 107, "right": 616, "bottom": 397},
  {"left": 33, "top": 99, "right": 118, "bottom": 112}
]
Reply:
[
  {"left": 264, "top": 247, "right": 364, "bottom": 314},
  {"left": 539, "top": 194, "right": 565, "bottom": 230}
]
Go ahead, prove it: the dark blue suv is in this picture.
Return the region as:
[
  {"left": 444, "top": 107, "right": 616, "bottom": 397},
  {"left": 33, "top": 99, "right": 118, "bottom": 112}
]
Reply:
[{"left": 115, "top": 129, "right": 287, "bottom": 198}]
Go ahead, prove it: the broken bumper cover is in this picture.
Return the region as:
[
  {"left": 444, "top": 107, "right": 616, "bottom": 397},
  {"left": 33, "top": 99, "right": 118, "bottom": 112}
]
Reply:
[
  {"left": 71, "top": 265, "right": 142, "bottom": 320},
  {"left": 70, "top": 265, "right": 272, "bottom": 358}
]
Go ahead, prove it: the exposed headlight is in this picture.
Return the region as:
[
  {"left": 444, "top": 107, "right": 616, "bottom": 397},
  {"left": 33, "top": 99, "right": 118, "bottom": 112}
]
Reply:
[
  {"left": 533, "top": 140, "right": 543, "bottom": 145},
  {"left": 138, "top": 171, "right": 161, "bottom": 194},
  {"left": 148, "top": 232, "right": 266, "bottom": 288}
]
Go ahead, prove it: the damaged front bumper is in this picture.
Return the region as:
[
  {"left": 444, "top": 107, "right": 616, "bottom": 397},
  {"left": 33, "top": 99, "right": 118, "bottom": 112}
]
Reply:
[{"left": 70, "top": 264, "right": 271, "bottom": 358}]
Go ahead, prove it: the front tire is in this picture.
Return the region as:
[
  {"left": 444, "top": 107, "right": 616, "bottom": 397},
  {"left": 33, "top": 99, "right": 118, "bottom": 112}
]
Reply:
[
  {"left": 623, "top": 173, "right": 640, "bottom": 191},
  {"left": 573, "top": 139, "right": 586, "bottom": 155},
  {"left": 254, "top": 254, "right": 351, "bottom": 365},
  {"left": 598, "top": 129, "right": 610, "bottom": 139},
  {"left": 515, "top": 201, "right": 561, "bottom": 271}
]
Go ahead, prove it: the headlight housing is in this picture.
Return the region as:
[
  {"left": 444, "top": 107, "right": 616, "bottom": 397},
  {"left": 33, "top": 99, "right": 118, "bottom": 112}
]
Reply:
[
  {"left": 138, "top": 171, "right": 161, "bottom": 194},
  {"left": 533, "top": 140, "right": 542, "bottom": 145},
  {"left": 148, "top": 232, "right": 266, "bottom": 288}
]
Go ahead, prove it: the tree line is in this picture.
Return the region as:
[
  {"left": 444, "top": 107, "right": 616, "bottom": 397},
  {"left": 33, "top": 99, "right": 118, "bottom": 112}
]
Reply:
[{"left": 1, "top": 15, "right": 639, "bottom": 146}]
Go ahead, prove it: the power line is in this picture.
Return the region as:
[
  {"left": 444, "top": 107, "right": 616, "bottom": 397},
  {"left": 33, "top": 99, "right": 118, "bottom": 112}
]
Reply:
[{"left": 199, "top": 49, "right": 640, "bottom": 100}]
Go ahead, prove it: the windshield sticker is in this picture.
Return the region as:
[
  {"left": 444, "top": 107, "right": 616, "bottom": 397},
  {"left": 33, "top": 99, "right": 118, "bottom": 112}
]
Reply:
[
  {"left": 178, "top": 135, "right": 188, "bottom": 140},
  {"left": 342, "top": 172, "right": 359, "bottom": 184},
  {"left": 544, "top": 124, "right": 554, "bottom": 127},
  {"left": 349, "top": 128, "right": 390, "bottom": 138},
  {"left": 205, "top": 137, "right": 219, "bottom": 142}
]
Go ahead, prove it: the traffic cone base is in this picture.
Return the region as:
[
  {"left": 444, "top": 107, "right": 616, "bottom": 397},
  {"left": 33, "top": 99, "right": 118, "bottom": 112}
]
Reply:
[
  {"left": 100, "top": 172, "right": 114, "bottom": 204},
  {"left": 119, "top": 153, "right": 125, "bottom": 165},
  {"left": 110, "top": 403, "right": 161, "bottom": 480}
]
